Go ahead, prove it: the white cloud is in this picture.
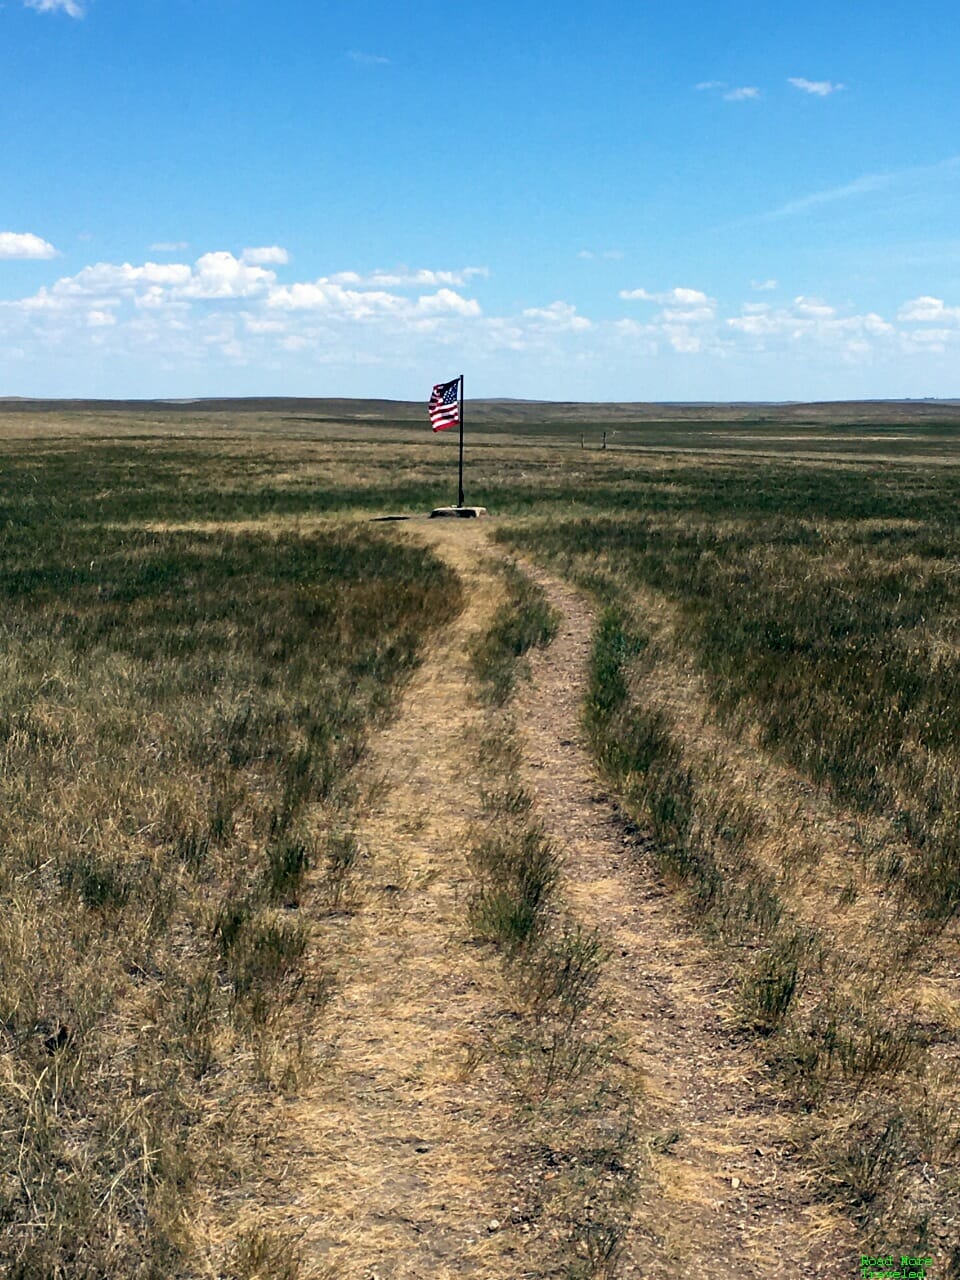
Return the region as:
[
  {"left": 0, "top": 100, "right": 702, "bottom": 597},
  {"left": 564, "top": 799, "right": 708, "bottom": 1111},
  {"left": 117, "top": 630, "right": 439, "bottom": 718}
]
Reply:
[
  {"left": 8, "top": 243, "right": 954, "bottom": 394},
  {"left": 348, "top": 51, "right": 390, "bottom": 66},
  {"left": 0, "top": 231, "right": 58, "bottom": 260},
  {"left": 664, "top": 326, "right": 702, "bottom": 353},
  {"left": 620, "top": 286, "right": 713, "bottom": 308},
  {"left": 242, "top": 245, "right": 290, "bottom": 266},
  {"left": 898, "top": 295, "right": 960, "bottom": 323},
  {"left": 328, "top": 266, "right": 487, "bottom": 288},
  {"left": 24, "top": 0, "right": 83, "bottom": 14},
  {"left": 900, "top": 328, "right": 957, "bottom": 353},
  {"left": 415, "top": 289, "right": 482, "bottom": 317},
  {"left": 662, "top": 304, "right": 715, "bottom": 323},
  {"left": 696, "top": 81, "right": 761, "bottom": 102},
  {"left": 266, "top": 277, "right": 482, "bottom": 322},
  {"left": 150, "top": 241, "right": 189, "bottom": 253},
  {"left": 793, "top": 296, "right": 835, "bottom": 318},
  {"left": 521, "top": 301, "right": 591, "bottom": 331},
  {"left": 180, "top": 251, "right": 276, "bottom": 299},
  {"left": 578, "top": 249, "right": 623, "bottom": 261},
  {"left": 788, "top": 77, "right": 845, "bottom": 96},
  {"left": 751, "top": 278, "right": 778, "bottom": 291},
  {"left": 267, "top": 281, "right": 403, "bottom": 316},
  {"left": 754, "top": 156, "right": 960, "bottom": 223},
  {"left": 18, "top": 261, "right": 192, "bottom": 313},
  {"left": 726, "top": 299, "right": 895, "bottom": 357},
  {"left": 242, "top": 313, "right": 286, "bottom": 335}
]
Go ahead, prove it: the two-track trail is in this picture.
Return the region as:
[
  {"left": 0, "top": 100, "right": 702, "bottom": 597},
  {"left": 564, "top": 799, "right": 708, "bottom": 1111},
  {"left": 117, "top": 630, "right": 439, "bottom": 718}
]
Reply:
[
  {"left": 510, "top": 558, "right": 859, "bottom": 1279},
  {"left": 278, "top": 520, "right": 856, "bottom": 1278}
]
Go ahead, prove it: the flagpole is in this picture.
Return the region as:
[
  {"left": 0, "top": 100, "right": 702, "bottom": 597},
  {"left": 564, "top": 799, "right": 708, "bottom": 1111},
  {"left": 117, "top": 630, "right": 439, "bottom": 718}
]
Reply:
[{"left": 457, "top": 372, "right": 465, "bottom": 508}]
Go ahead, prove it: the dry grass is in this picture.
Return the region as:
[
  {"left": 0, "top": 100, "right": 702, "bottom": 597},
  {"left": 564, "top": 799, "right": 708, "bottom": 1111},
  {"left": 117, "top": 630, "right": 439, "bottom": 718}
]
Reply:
[
  {"left": 463, "top": 562, "right": 640, "bottom": 1279},
  {"left": 484, "top": 450, "right": 960, "bottom": 1271},
  {"left": 0, "top": 478, "right": 461, "bottom": 1276},
  {"left": 4, "top": 402, "right": 960, "bottom": 1275}
]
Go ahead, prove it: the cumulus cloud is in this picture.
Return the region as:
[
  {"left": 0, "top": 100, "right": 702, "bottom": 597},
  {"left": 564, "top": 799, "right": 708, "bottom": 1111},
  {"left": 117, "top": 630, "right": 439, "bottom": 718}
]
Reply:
[
  {"left": 180, "top": 251, "right": 276, "bottom": 299},
  {"left": 620, "top": 286, "right": 713, "bottom": 308},
  {"left": 242, "top": 245, "right": 290, "bottom": 266},
  {"left": 898, "top": 295, "right": 960, "bottom": 323},
  {"left": 19, "top": 261, "right": 192, "bottom": 313},
  {"left": 150, "top": 241, "right": 189, "bottom": 253},
  {"left": 328, "top": 266, "right": 487, "bottom": 288},
  {"left": 7, "top": 242, "right": 953, "bottom": 390},
  {"left": 0, "top": 231, "right": 58, "bottom": 260},
  {"left": 788, "top": 77, "right": 845, "bottom": 96},
  {"left": 267, "top": 281, "right": 404, "bottom": 316},
  {"left": 521, "top": 301, "right": 591, "bottom": 331},
  {"left": 25, "top": 0, "right": 83, "bottom": 14},
  {"left": 415, "top": 289, "right": 482, "bottom": 317},
  {"left": 267, "top": 277, "right": 481, "bottom": 322},
  {"left": 726, "top": 299, "right": 894, "bottom": 356},
  {"left": 751, "top": 278, "right": 778, "bottom": 291}
]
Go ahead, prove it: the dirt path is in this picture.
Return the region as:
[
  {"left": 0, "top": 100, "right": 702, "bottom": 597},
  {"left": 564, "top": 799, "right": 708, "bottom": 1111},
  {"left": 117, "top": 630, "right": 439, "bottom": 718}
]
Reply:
[
  {"left": 282, "top": 521, "right": 542, "bottom": 1279},
  {"left": 277, "top": 521, "right": 860, "bottom": 1278},
  {"left": 511, "top": 558, "right": 860, "bottom": 1278}
]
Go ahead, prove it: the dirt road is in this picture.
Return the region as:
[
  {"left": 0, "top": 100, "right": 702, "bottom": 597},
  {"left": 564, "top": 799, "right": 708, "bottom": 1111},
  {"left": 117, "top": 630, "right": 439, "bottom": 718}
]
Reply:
[{"left": 281, "top": 519, "right": 856, "bottom": 1278}]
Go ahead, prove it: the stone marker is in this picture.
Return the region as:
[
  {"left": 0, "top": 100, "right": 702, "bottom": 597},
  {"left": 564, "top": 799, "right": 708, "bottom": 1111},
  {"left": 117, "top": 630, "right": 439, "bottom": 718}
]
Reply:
[{"left": 429, "top": 506, "right": 488, "bottom": 518}]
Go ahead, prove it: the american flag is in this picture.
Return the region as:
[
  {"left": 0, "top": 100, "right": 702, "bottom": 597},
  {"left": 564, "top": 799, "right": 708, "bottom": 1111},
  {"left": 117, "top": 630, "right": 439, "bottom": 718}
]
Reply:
[{"left": 429, "top": 377, "right": 460, "bottom": 432}]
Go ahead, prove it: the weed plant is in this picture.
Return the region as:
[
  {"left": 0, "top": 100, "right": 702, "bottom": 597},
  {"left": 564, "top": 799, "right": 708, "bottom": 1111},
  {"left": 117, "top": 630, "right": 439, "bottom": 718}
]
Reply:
[
  {"left": 468, "top": 559, "right": 559, "bottom": 705},
  {"left": 466, "top": 565, "right": 637, "bottom": 1278},
  {"left": 0, "top": 483, "right": 460, "bottom": 1276}
]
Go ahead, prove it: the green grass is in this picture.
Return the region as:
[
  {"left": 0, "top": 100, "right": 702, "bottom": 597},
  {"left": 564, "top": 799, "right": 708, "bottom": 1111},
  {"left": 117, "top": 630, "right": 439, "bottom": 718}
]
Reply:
[{"left": 468, "top": 559, "right": 559, "bottom": 705}]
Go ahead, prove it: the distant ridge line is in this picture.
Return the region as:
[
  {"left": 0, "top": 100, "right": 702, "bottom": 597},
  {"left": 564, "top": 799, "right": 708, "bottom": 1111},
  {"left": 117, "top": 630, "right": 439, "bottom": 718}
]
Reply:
[{"left": 1, "top": 395, "right": 959, "bottom": 410}]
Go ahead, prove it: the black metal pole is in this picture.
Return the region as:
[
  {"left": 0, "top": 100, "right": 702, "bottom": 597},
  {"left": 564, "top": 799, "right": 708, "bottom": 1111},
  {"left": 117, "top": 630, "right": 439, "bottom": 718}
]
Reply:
[{"left": 457, "top": 373, "right": 465, "bottom": 507}]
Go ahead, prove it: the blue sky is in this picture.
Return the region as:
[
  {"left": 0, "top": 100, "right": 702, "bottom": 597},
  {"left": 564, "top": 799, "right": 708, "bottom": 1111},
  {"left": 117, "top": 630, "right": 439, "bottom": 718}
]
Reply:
[{"left": 2, "top": 0, "right": 959, "bottom": 401}]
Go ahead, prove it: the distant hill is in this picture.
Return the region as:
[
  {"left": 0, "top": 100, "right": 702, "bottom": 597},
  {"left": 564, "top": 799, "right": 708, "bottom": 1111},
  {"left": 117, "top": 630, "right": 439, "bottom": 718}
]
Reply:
[{"left": 1, "top": 395, "right": 959, "bottom": 426}]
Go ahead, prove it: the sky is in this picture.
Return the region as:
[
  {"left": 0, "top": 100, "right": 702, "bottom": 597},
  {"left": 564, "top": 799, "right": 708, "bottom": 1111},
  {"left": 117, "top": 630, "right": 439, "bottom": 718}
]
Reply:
[{"left": 2, "top": 0, "right": 959, "bottom": 402}]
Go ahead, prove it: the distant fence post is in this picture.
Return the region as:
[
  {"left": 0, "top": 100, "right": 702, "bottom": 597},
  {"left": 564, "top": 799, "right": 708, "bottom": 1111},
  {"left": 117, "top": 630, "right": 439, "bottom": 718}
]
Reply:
[
  {"left": 602, "top": 431, "right": 606, "bottom": 450},
  {"left": 580, "top": 433, "right": 584, "bottom": 450}
]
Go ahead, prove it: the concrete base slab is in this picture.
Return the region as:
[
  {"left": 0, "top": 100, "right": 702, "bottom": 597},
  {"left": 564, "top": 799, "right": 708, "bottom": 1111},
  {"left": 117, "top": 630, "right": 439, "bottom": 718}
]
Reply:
[{"left": 429, "top": 506, "right": 488, "bottom": 518}]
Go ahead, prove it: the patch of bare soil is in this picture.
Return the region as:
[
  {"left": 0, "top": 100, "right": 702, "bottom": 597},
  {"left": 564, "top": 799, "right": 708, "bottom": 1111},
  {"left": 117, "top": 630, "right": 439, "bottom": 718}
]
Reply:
[{"left": 511, "top": 561, "right": 861, "bottom": 1278}]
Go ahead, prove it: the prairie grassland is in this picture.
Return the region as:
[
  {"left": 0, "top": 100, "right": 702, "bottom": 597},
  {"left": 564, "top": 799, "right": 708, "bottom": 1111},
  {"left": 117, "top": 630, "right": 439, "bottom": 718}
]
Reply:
[
  {"left": 0, "top": 438, "right": 461, "bottom": 1275},
  {"left": 495, "top": 446, "right": 960, "bottom": 1264},
  {"left": 3, "top": 401, "right": 960, "bottom": 1274}
]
